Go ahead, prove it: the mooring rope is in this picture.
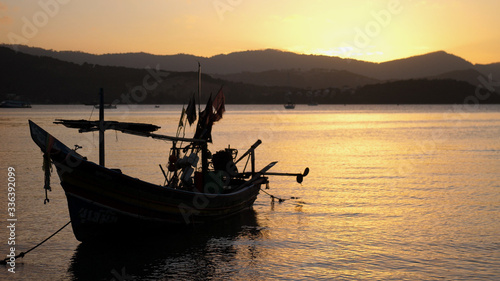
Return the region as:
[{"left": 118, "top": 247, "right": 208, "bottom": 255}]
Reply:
[
  {"left": 0, "top": 221, "right": 71, "bottom": 265},
  {"left": 260, "top": 187, "right": 300, "bottom": 203}
]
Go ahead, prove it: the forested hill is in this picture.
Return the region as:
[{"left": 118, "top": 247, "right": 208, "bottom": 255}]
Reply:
[
  {"left": 1, "top": 47, "right": 498, "bottom": 104},
  {"left": 0, "top": 47, "right": 293, "bottom": 104}
]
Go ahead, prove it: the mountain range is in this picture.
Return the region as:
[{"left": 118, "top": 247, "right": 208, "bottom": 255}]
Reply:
[
  {"left": 1, "top": 44, "right": 499, "bottom": 104},
  {"left": 4, "top": 44, "right": 500, "bottom": 82}
]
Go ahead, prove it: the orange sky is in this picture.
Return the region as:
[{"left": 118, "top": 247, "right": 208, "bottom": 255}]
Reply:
[{"left": 1, "top": 0, "right": 499, "bottom": 64}]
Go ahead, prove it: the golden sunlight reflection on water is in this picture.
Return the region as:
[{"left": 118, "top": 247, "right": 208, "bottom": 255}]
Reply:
[{"left": 0, "top": 104, "right": 499, "bottom": 280}]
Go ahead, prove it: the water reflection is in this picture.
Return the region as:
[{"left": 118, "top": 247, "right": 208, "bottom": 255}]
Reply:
[
  {"left": 68, "top": 209, "right": 263, "bottom": 281},
  {"left": 1, "top": 105, "right": 498, "bottom": 280}
]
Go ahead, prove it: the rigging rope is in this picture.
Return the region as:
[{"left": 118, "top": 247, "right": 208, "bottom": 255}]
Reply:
[
  {"left": 88, "top": 105, "right": 95, "bottom": 120},
  {"left": 1, "top": 221, "right": 71, "bottom": 265}
]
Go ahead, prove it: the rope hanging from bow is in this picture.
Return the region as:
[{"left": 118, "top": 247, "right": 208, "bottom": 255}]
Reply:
[
  {"left": 42, "top": 152, "right": 52, "bottom": 204},
  {"left": 42, "top": 134, "right": 54, "bottom": 204}
]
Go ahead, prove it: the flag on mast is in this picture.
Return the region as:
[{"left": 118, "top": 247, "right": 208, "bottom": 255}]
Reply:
[
  {"left": 212, "top": 86, "right": 225, "bottom": 122},
  {"left": 194, "top": 94, "right": 213, "bottom": 142},
  {"left": 193, "top": 86, "right": 225, "bottom": 142},
  {"left": 186, "top": 94, "right": 197, "bottom": 126}
]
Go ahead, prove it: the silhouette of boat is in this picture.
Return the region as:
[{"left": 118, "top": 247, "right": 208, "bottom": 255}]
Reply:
[
  {"left": 29, "top": 88, "right": 308, "bottom": 242},
  {"left": 284, "top": 102, "right": 295, "bottom": 109},
  {"left": 0, "top": 100, "right": 31, "bottom": 108},
  {"left": 93, "top": 104, "right": 117, "bottom": 109},
  {"left": 284, "top": 91, "right": 295, "bottom": 109}
]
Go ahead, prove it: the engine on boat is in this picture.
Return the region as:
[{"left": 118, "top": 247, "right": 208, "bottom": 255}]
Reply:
[{"left": 212, "top": 148, "right": 238, "bottom": 176}]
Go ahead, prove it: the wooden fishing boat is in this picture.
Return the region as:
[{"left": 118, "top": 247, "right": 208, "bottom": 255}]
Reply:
[{"left": 29, "top": 89, "right": 308, "bottom": 242}]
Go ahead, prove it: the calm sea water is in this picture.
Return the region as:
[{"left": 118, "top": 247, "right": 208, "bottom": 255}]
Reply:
[{"left": 0, "top": 104, "right": 499, "bottom": 280}]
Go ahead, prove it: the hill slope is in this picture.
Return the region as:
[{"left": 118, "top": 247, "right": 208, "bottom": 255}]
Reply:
[
  {"left": 0, "top": 47, "right": 299, "bottom": 104},
  {"left": 214, "top": 68, "right": 379, "bottom": 89},
  {"left": 5, "top": 45, "right": 499, "bottom": 82}
]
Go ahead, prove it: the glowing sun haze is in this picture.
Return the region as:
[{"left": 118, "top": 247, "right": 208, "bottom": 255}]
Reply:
[{"left": 1, "top": 0, "right": 499, "bottom": 64}]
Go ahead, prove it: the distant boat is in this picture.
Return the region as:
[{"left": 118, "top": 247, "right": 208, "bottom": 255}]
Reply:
[
  {"left": 308, "top": 102, "right": 318, "bottom": 106},
  {"left": 155, "top": 105, "right": 160, "bottom": 108},
  {"left": 284, "top": 91, "right": 295, "bottom": 109},
  {"left": 0, "top": 100, "right": 31, "bottom": 108},
  {"left": 284, "top": 102, "right": 295, "bottom": 109},
  {"left": 93, "top": 104, "right": 117, "bottom": 109}
]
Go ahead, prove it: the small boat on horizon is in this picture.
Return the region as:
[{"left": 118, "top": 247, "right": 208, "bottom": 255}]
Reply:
[
  {"left": 284, "top": 91, "right": 295, "bottom": 109},
  {"left": 93, "top": 104, "right": 117, "bottom": 109},
  {"left": 284, "top": 102, "right": 295, "bottom": 109},
  {"left": 0, "top": 100, "right": 32, "bottom": 108}
]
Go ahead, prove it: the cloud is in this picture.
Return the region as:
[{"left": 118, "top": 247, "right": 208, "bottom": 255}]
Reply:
[
  {"left": 0, "top": 2, "right": 13, "bottom": 27},
  {"left": 173, "top": 14, "right": 200, "bottom": 30},
  {"left": 0, "top": 15, "right": 12, "bottom": 24}
]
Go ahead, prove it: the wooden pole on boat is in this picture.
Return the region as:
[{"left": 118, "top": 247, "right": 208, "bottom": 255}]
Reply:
[
  {"left": 234, "top": 140, "right": 262, "bottom": 176},
  {"left": 99, "top": 88, "right": 105, "bottom": 166},
  {"left": 197, "top": 62, "right": 201, "bottom": 113}
]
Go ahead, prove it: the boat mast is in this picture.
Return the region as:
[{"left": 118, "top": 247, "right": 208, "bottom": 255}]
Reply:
[
  {"left": 99, "top": 88, "right": 105, "bottom": 166},
  {"left": 197, "top": 62, "right": 201, "bottom": 113},
  {"left": 198, "top": 62, "right": 208, "bottom": 182}
]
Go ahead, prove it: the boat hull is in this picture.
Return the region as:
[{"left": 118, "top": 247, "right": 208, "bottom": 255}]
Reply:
[
  {"left": 58, "top": 161, "right": 262, "bottom": 241},
  {"left": 64, "top": 186, "right": 261, "bottom": 241},
  {"left": 29, "top": 120, "right": 264, "bottom": 242}
]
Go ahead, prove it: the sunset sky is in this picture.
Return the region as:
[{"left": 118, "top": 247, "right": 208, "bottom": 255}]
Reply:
[{"left": 0, "top": 0, "right": 499, "bottom": 64}]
